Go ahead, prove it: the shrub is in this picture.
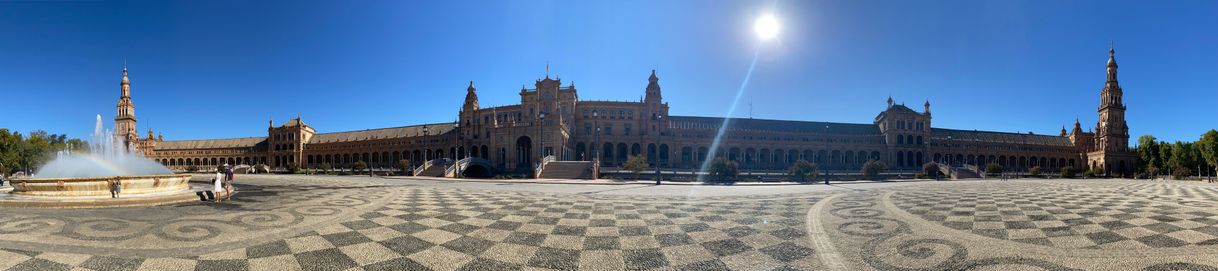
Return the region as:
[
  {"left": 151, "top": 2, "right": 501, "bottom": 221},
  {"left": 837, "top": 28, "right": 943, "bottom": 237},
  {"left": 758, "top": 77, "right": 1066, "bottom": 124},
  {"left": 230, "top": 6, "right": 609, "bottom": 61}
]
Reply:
[
  {"left": 862, "top": 160, "right": 887, "bottom": 180},
  {"left": 1083, "top": 169, "right": 1096, "bottom": 178},
  {"left": 922, "top": 162, "right": 940, "bottom": 179},
  {"left": 185, "top": 165, "right": 199, "bottom": 172},
  {"left": 353, "top": 161, "right": 368, "bottom": 173},
  {"left": 1172, "top": 165, "right": 1190, "bottom": 180},
  {"left": 399, "top": 159, "right": 412, "bottom": 174},
  {"left": 1029, "top": 166, "right": 1042, "bottom": 177},
  {"left": 285, "top": 163, "right": 300, "bottom": 174},
  {"left": 787, "top": 160, "right": 819, "bottom": 182},
  {"left": 1060, "top": 166, "right": 1077, "bottom": 179},
  {"left": 985, "top": 163, "right": 1003, "bottom": 175},
  {"left": 1134, "top": 171, "right": 1150, "bottom": 179},
  {"left": 320, "top": 163, "right": 333, "bottom": 174},
  {"left": 623, "top": 155, "right": 649, "bottom": 180},
  {"left": 707, "top": 157, "right": 738, "bottom": 182},
  {"left": 914, "top": 173, "right": 928, "bottom": 179}
]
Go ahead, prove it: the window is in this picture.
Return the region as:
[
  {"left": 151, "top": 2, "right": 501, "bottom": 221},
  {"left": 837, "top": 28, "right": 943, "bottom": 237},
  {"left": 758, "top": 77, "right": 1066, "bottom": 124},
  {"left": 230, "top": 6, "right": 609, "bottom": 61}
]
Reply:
[
  {"left": 898, "top": 135, "right": 904, "bottom": 144},
  {"left": 585, "top": 124, "right": 592, "bottom": 135},
  {"left": 604, "top": 124, "right": 612, "bottom": 135},
  {"left": 624, "top": 124, "right": 632, "bottom": 136}
]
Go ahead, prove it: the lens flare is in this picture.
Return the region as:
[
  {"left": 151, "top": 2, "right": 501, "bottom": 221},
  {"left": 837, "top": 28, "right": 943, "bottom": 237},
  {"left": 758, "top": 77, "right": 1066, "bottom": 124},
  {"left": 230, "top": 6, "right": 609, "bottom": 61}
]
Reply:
[{"left": 754, "top": 14, "right": 780, "bottom": 41}]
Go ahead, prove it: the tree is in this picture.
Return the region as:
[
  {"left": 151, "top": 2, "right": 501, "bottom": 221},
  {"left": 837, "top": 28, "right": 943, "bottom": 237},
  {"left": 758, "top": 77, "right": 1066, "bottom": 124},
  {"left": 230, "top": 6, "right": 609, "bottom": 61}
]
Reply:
[
  {"left": 922, "top": 162, "right": 940, "bottom": 179},
  {"left": 399, "top": 159, "right": 413, "bottom": 174},
  {"left": 623, "top": 155, "right": 649, "bottom": 180},
  {"left": 1060, "top": 166, "right": 1077, "bottom": 179},
  {"left": 985, "top": 163, "right": 1003, "bottom": 175},
  {"left": 1029, "top": 166, "right": 1042, "bottom": 177},
  {"left": 788, "top": 160, "right": 819, "bottom": 182},
  {"left": 1169, "top": 141, "right": 1197, "bottom": 179},
  {"left": 1198, "top": 130, "right": 1218, "bottom": 180},
  {"left": 861, "top": 160, "right": 887, "bottom": 180},
  {"left": 1137, "top": 135, "right": 1161, "bottom": 176},
  {"left": 706, "top": 157, "right": 738, "bottom": 182},
  {"left": 1159, "top": 142, "right": 1174, "bottom": 177}
]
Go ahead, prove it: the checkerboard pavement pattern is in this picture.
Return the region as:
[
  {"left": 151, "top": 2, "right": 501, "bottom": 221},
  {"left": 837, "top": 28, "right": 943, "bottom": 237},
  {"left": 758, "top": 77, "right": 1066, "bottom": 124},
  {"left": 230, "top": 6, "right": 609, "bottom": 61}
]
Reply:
[
  {"left": 0, "top": 187, "right": 825, "bottom": 271},
  {"left": 891, "top": 186, "right": 1218, "bottom": 249}
]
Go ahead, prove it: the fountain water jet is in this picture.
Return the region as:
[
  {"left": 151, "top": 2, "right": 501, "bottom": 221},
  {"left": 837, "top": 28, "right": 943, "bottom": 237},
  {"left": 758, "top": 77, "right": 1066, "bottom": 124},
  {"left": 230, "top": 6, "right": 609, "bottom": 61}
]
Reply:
[{"left": 7, "top": 115, "right": 191, "bottom": 198}]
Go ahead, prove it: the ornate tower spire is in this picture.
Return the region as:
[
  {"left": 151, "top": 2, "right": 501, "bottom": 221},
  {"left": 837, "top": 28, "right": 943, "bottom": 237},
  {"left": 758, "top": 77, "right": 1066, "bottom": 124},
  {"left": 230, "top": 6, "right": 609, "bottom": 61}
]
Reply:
[
  {"left": 886, "top": 95, "right": 893, "bottom": 109},
  {"left": 644, "top": 69, "right": 662, "bottom": 104},
  {"left": 114, "top": 66, "right": 138, "bottom": 146},
  {"left": 923, "top": 99, "right": 931, "bottom": 114},
  {"left": 462, "top": 81, "right": 480, "bottom": 112}
]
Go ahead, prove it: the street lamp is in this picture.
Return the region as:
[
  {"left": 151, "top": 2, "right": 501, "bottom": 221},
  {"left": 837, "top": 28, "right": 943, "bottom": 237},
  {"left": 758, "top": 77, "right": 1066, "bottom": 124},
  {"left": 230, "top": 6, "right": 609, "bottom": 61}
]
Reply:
[
  {"left": 593, "top": 111, "right": 599, "bottom": 163},
  {"left": 453, "top": 121, "right": 461, "bottom": 177},
  {"left": 538, "top": 112, "right": 547, "bottom": 174},
  {"left": 422, "top": 125, "right": 430, "bottom": 165},
  {"left": 824, "top": 125, "right": 830, "bottom": 185},
  {"left": 655, "top": 114, "right": 663, "bottom": 185}
]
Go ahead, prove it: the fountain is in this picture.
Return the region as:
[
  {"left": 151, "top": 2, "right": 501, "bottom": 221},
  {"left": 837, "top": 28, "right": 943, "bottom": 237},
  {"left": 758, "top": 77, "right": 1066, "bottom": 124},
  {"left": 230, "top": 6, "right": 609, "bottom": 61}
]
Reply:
[{"left": 4, "top": 115, "right": 193, "bottom": 205}]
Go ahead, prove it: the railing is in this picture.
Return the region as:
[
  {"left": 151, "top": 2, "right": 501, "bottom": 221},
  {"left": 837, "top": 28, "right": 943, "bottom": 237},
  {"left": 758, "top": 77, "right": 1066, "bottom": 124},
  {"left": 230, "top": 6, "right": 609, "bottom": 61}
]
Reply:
[
  {"left": 534, "top": 155, "right": 557, "bottom": 178},
  {"left": 446, "top": 157, "right": 472, "bottom": 177},
  {"left": 413, "top": 158, "right": 453, "bottom": 176}
]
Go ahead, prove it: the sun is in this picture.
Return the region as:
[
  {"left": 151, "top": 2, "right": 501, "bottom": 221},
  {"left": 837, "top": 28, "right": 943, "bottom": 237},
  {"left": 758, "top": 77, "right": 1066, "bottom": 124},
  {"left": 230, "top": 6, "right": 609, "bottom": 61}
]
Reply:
[{"left": 754, "top": 14, "right": 780, "bottom": 41}]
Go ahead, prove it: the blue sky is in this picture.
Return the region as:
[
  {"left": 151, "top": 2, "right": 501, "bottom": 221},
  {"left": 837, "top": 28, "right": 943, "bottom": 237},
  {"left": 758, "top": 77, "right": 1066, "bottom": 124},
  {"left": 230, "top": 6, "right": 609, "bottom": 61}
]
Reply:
[{"left": 1, "top": 0, "right": 1215, "bottom": 144}]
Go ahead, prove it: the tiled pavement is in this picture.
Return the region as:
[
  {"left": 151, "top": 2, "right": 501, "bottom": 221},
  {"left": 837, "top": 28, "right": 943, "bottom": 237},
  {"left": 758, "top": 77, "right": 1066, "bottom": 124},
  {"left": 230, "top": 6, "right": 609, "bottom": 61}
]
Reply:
[
  {"left": 0, "top": 176, "right": 826, "bottom": 271},
  {"left": 12, "top": 177, "right": 1218, "bottom": 270},
  {"left": 820, "top": 180, "right": 1218, "bottom": 270}
]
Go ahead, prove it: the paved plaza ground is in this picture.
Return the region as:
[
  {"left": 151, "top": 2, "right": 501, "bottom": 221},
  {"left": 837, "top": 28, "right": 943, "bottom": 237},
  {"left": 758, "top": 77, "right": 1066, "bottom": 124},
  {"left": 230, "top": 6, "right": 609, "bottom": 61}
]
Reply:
[{"left": 3, "top": 176, "right": 1218, "bottom": 270}]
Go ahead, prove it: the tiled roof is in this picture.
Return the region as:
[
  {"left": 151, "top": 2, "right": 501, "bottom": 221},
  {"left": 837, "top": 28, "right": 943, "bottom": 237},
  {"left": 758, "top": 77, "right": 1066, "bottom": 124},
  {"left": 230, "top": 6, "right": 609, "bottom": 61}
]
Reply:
[
  {"left": 669, "top": 116, "right": 881, "bottom": 135},
  {"left": 308, "top": 123, "right": 455, "bottom": 144},
  {"left": 278, "top": 118, "right": 305, "bottom": 127},
  {"left": 889, "top": 104, "right": 919, "bottom": 114},
  {"left": 931, "top": 128, "right": 1073, "bottom": 147},
  {"left": 155, "top": 137, "right": 265, "bottom": 150}
]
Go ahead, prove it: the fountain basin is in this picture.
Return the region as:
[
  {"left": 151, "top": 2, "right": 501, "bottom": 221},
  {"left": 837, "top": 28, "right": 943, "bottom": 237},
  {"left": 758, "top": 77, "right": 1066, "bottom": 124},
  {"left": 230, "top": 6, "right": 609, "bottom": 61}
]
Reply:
[{"left": 9, "top": 174, "right": 191, "bottom": 197}]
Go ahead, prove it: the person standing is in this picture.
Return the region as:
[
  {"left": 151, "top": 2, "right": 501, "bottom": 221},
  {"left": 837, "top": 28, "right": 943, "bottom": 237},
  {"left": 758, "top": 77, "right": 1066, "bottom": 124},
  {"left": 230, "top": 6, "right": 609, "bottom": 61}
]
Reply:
[
  {"left": 224, "top": 164, "right": 234, "bottom": 193},
  {"left": 213, "top": 167, "right": 225, "bottom": 203},
  {"left": 110, "top": 179, "right": 122, "bottom": 198}
]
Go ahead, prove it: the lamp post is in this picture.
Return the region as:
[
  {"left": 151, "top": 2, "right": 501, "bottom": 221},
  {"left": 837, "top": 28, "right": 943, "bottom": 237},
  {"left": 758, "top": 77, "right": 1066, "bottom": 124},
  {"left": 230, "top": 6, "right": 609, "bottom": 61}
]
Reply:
[
  {"left": 824, "top": 125, "right": 830, "bottom": 185},
  {"left": 593, "top": 111, "right": 600, "bottom": 164},
  {"left": 453, "top": 121, "right": 461, "bottom": 178},
  {"left": 422, "top": 125, "right": 430, "bottom": 166},
  {"left": 654, "top": 115, "right": 663, "bottom": 185},
  {"left": 538, "top": 112, "right": 547, "bottom": 175}
]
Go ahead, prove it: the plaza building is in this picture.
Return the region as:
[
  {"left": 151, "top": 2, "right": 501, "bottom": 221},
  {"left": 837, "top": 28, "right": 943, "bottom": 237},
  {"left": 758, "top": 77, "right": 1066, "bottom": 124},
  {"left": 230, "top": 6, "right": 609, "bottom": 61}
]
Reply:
[{"left": 118, "top": 49, "right": 1136, "bottom": 177}]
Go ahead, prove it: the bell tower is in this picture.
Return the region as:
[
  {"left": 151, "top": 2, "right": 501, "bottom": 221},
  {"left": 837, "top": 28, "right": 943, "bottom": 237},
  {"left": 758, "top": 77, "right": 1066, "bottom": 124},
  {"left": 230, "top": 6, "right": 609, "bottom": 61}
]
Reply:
[
  {"left": 644, "top": 69, "right": 662, "bottom": 104},
  {"left": 114, "top": 66, "right": 138, "bottom": 147},
  {"left": 1087, "top": 47, "right": 1135, "bottom": 177}
]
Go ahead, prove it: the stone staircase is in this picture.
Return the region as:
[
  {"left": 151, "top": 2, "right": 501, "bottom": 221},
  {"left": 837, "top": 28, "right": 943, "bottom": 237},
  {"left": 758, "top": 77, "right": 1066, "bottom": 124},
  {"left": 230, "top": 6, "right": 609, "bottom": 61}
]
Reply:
[
  {"left": 536, "top": 160, "right": 597, "bottom": 180},
  {"left": 412, "top": 159, "right": 451, "bottom": 177},
  {"left": 936, "top": 164, "right": 982, "bottom": 179},
  {"left": 953, "top": 165, "right": 982, "bottom": 179}
]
